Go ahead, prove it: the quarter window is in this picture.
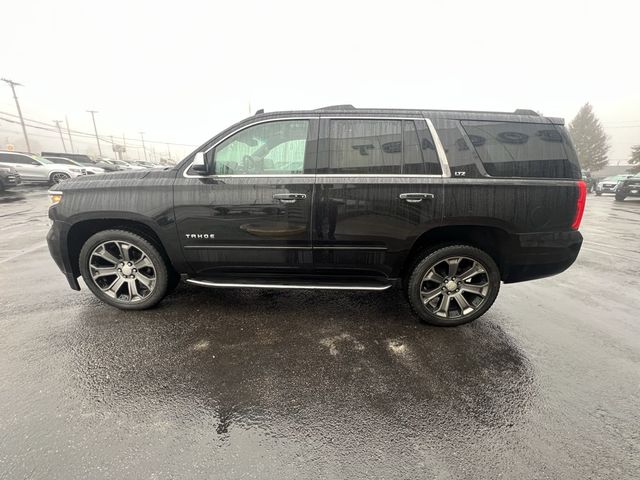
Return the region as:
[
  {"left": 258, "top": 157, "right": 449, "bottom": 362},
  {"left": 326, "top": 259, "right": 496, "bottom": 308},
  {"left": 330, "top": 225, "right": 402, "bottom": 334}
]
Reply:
[
  {"left": 213, "top": 120, "right": 309, "bottom": 175},
  {"left": 460, "top": 121, "right": 579, "bottom": 178}
]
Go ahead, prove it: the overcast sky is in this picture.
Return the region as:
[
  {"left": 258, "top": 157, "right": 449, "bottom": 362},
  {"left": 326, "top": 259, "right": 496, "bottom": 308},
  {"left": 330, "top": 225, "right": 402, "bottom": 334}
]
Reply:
[{"left": 1, "top": 0, "right": 639, "bottom": 162}]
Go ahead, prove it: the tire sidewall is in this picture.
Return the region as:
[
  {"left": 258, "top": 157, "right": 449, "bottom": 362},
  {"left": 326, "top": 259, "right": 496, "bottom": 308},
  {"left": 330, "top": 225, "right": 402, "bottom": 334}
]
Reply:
[
  {"left": 79, "top": 229, "right": 169, "bottom": 310},
  {"left": 407, "top": 245, "right": 501, "bottom": 326}
]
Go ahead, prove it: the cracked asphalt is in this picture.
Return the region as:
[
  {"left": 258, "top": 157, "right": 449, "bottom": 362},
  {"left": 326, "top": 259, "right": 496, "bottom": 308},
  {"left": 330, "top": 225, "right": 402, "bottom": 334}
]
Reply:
[{"left": 1, "top": 185, "right": 639, "bottom": 479}]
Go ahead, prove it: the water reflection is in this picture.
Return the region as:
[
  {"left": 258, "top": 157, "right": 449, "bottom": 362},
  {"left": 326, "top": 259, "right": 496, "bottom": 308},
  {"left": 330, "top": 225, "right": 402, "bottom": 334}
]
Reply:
[{"left": 64, "top": 286, "right": 535, "bottom": 443}]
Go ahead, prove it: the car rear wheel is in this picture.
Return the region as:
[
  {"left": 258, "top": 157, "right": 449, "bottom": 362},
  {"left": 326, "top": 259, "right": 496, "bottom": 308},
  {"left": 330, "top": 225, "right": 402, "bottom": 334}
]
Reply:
[
  {"left": 49, "top": 172, "right": 70, "bottom": 185},
  {"left": 407, "top": 245, "right": 501, "bottom": 326},
  {"left": 79, "top": 229, "right": 169, "bottom": 310}
]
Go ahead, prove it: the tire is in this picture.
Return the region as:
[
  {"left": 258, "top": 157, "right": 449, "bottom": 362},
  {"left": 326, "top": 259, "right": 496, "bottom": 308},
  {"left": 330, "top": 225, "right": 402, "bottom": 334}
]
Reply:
[
  {"left": 49, "top": 172, "right": 70, "bottom": 185},
  {"left": 615, "top": 193, "right": 626, "bottom": 202},
  {"left": 595, "top": 192, "right": 602, "bottom": 196},
  {"left": 79, "top": 229, "right": 169, "bottom": 310},
  {"left": 406, "top": 245, "right": 501, "bottom": 327}
]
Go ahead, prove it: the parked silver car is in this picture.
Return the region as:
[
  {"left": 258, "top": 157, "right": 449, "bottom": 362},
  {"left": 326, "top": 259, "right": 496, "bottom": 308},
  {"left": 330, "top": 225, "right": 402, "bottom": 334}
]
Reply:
[{"left": 0, "top": 151, "right": 85, "bottom": 185}]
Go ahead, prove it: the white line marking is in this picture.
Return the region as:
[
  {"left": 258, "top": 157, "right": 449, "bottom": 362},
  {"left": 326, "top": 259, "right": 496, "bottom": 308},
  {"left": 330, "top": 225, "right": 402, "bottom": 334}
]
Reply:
[{"left": 0, "top": 242, "right": 48, "bottom": 265}]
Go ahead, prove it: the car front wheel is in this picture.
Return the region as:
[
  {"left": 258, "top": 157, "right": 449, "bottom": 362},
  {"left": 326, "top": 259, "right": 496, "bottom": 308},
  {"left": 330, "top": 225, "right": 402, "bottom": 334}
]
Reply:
[
  {"left": 79, "top": 229, "right": 169, "bottom": 310},
  {"left": 615, "top": 193, "right": 626, "bottom": 202},
  {"left": 49, "top": 172, "right": 70, "bottom": 185},
  {"left": 407, "top": 245, "right": 501, "bottom": 326}
]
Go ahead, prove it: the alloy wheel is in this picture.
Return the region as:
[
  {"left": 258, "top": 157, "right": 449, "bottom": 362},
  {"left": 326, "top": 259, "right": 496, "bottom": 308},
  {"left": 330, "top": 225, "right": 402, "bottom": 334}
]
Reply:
[
  {"left": 419, "top": 256, "right": 490, "bottom": 319},
  {"left": 88, "top": 240, "right": 157, "bottom": 302},
  {"left": 51, "top": 172, "right": 70, "bottom": 184}
]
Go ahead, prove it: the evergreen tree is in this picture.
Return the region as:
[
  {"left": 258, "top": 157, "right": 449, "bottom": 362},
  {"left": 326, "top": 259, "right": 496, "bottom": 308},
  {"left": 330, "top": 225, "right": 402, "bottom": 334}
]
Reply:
[
  {"left": 568, "top": 103, "right": 610, "bottom": 171},
  {"left": 629, "top": 145, "right": 640, "bottom": 174}
]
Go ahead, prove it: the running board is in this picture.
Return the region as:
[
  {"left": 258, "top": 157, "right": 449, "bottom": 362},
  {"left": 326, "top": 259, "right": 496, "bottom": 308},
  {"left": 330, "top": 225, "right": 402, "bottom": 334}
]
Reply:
[{"left": 185, "top": 278, "right": 392, "bottom": 291}]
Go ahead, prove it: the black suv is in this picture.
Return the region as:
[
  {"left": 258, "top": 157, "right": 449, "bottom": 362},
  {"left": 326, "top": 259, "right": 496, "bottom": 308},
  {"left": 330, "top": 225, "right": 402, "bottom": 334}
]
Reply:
[{"left": 47, "top": 106, "right": 585, "bottom": 326}]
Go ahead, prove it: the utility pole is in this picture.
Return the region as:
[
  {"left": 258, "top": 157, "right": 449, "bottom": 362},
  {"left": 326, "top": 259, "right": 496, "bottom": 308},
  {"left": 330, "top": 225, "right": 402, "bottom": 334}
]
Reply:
[
  {"left": 87, "top": 110, "right": 102, "bottom": 157},
  {"left": 53, "top": 120, "right": 67, "bottom": 152},
  {"left": 65, "top": 116, "right": 75, "bottom": 153},
  {"left": 110, "top": 135, "right": 117, "bottom": 160},
  {"left": 166, "top": 143, "right": 171, "bottom": 162},
  {"left": 1, "top": 78, "right": 31, "bottom": 152},
  {"left": 122, "top": 133, "right": 126, "bottom": 160},
  {"left": 139, "top": 131, "right": 148, "bottom": 162}
]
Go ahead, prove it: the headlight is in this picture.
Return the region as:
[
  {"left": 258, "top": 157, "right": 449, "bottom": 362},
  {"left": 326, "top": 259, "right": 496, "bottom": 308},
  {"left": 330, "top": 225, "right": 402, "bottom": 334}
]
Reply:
[
  {"left": 69, "top": 167, "right": 82, "bottom": 173},
  {"left": 0, "top": 167, "right": 10, "bottom": 173},
  {"left": 49, "top": 191, "right": 63, "bottom": 205}
]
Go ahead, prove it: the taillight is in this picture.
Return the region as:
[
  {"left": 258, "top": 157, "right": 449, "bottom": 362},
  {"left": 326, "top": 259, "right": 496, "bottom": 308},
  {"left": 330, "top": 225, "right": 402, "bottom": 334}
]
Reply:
[{"left": 572, "top": 180, "right": 587, "bottom": 230}]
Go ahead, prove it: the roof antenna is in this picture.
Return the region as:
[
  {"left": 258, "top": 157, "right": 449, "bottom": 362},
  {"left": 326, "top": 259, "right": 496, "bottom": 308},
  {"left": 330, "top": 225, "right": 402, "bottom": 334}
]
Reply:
[{"left": 255, "top": 108, "right": 264, "bottom": 115}]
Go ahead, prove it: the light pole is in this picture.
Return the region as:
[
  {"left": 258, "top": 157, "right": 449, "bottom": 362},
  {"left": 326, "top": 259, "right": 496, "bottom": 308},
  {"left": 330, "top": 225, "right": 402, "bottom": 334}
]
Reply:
[
  {"left": 65, "top": 116, "right": 75, "bottom": 153},
  {"left": 1, "top": 78, "right": 31, "bottom": 152},
  {"left": 139, "top": 131, "right": 148, "bottom": 162},
  {"left": 87, "top": 110, "right": 102, "bottom": 156},
  {"left": 53, "top": 120, "right": 67, "bottom": 152}
]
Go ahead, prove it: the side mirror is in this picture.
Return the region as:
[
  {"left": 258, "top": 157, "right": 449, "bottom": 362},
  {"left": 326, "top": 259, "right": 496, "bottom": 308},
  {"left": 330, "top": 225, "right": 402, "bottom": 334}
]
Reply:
[{"left": 191, "top": 151, "right": 211, "bottom": 174}]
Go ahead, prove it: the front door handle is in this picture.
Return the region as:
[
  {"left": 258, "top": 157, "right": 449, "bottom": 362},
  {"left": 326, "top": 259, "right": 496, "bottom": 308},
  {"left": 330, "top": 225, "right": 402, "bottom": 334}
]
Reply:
[
  {"left": 399, "top": 192, "right": 435, "bottom": 203},
  {"left": 273, "top": 193, "right": 307, "bottom": 204}
]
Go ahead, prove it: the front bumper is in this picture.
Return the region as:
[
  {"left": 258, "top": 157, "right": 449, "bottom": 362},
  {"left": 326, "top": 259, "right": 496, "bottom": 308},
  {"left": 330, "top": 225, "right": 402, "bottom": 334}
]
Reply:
[
  {"left": 1, "top": 173, "right": 21, "bottom": 187},
  {"left": 46, "top": 215, "right": 80, "bottom": 290},
  {"left": 617, "top": 184, "right": 640, "bottom": 197},
  {"left": 596, "top": 184, "right": 617, "bottom": 194},
  {"left": 502, "top": 230, "right": 583, "bottom": 283}
]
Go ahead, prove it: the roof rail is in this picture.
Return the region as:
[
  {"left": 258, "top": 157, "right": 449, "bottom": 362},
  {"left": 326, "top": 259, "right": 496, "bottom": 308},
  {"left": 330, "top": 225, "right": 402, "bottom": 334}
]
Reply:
[
  {"left": 514, "top": 109, "right": 538, "bottom": 116},
  {"left": 315, "top": 104, "right": 356, "bottom": 111}
]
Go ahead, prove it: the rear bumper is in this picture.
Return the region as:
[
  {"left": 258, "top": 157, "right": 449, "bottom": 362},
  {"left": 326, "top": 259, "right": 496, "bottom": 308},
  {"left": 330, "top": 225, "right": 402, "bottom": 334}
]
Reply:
[
  {"left": 502, "top": 230, "right": 583, "bottom": 283},
  {"left": 46, "top": 216, "right": 80, "bottom": 290}
]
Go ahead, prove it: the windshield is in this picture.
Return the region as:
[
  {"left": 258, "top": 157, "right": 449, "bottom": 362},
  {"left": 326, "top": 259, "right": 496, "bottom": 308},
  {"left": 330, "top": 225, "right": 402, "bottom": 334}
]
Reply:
[{"left": 31, "top": 155, "right": 51, "bottom": 164}]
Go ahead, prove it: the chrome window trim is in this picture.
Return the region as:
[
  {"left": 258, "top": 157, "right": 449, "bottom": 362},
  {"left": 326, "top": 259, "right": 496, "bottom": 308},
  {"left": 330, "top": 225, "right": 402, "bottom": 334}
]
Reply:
[
  {"left": 183, "top": 115, "right": 450, "bottom": 179},
  {"left": 315, "top": 174, "right": 442, "bottom": 179},
  {"left": 425, "top": 118, "right": 451, "bottom": 178}
]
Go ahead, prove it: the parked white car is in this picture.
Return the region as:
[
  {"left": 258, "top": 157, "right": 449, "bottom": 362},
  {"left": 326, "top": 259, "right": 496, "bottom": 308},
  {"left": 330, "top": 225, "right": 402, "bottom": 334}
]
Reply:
[
  {"left": 0, "top": 151, "right": 86, "bottom": 185},
  {"left": 43, "top": 156, "right": 105, "bottom": 175}
]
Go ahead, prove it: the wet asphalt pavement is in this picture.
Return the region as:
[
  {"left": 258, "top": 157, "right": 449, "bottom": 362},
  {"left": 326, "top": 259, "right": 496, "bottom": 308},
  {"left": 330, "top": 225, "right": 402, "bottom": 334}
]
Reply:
[{"left": 1, "top": 186, "right": 639, "bottom": 479}]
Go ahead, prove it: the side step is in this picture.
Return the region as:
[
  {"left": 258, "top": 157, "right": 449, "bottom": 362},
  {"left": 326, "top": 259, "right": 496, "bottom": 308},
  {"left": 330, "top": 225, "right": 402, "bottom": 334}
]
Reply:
[{"left": 185, "top": 277, "right": 392, "bottom": 291}]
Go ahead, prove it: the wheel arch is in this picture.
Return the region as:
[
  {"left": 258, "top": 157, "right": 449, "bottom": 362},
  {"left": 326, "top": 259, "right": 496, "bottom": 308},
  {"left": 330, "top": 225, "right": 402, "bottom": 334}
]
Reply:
[
  {"left": 48, "top": 170, "right": 71, "bottom": 182},
  {"left": 67, "top": 218, "right": 178, "bottom": 280},
  {"left": 402, "top": 224, "right": 513, "bottom": 278}
]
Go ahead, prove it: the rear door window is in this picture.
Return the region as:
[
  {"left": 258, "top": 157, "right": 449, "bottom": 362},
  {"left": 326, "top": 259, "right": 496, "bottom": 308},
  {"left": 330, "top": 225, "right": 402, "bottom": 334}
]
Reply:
[
  {"left": 460, "top": 121, "right": 580, "bottom": 179},
  {"left": 325, "top": 119, "right": 442, "bottom": 175}
]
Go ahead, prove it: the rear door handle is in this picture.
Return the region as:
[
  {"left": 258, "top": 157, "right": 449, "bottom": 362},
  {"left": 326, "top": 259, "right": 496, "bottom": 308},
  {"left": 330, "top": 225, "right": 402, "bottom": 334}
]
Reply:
[
  {"left": 399, "top": 192, "right": 435, "bottom": 203},
  {"left": 273, "top": 193, "right": 307, "bottom": 203}
]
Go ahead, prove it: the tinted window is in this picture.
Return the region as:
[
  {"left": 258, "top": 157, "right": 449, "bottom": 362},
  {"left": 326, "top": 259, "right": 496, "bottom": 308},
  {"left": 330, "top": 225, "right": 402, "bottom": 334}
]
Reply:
[
  {"left": 326, "top": 119, "right": 441, "bottom": 175},
  {"left": 414, "top": 121, "right": 442, "bottom": 175},
  {"left": 213, "top": 120, "right": 309, "bottom": 175},
  {"left": 0, "top": 153, "right": 30, "bottom": 165},
  {"left": 432, "top": 119, "right": 482, "bottom": 177},
  {"left": 461, "top": 121, "right": 580, "bottom": 178},
  {"left": 328, "top": 119, "right": 402, "bottom": 174},
  {"left": 402, "top": 121, "right": 424, "bottom": 174}
]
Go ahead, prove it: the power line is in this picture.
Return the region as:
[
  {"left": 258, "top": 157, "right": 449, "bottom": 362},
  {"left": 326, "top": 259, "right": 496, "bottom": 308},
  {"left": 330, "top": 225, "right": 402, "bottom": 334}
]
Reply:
[{"left": 0, "top": 110, "right": 197, "bottom": 147}]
